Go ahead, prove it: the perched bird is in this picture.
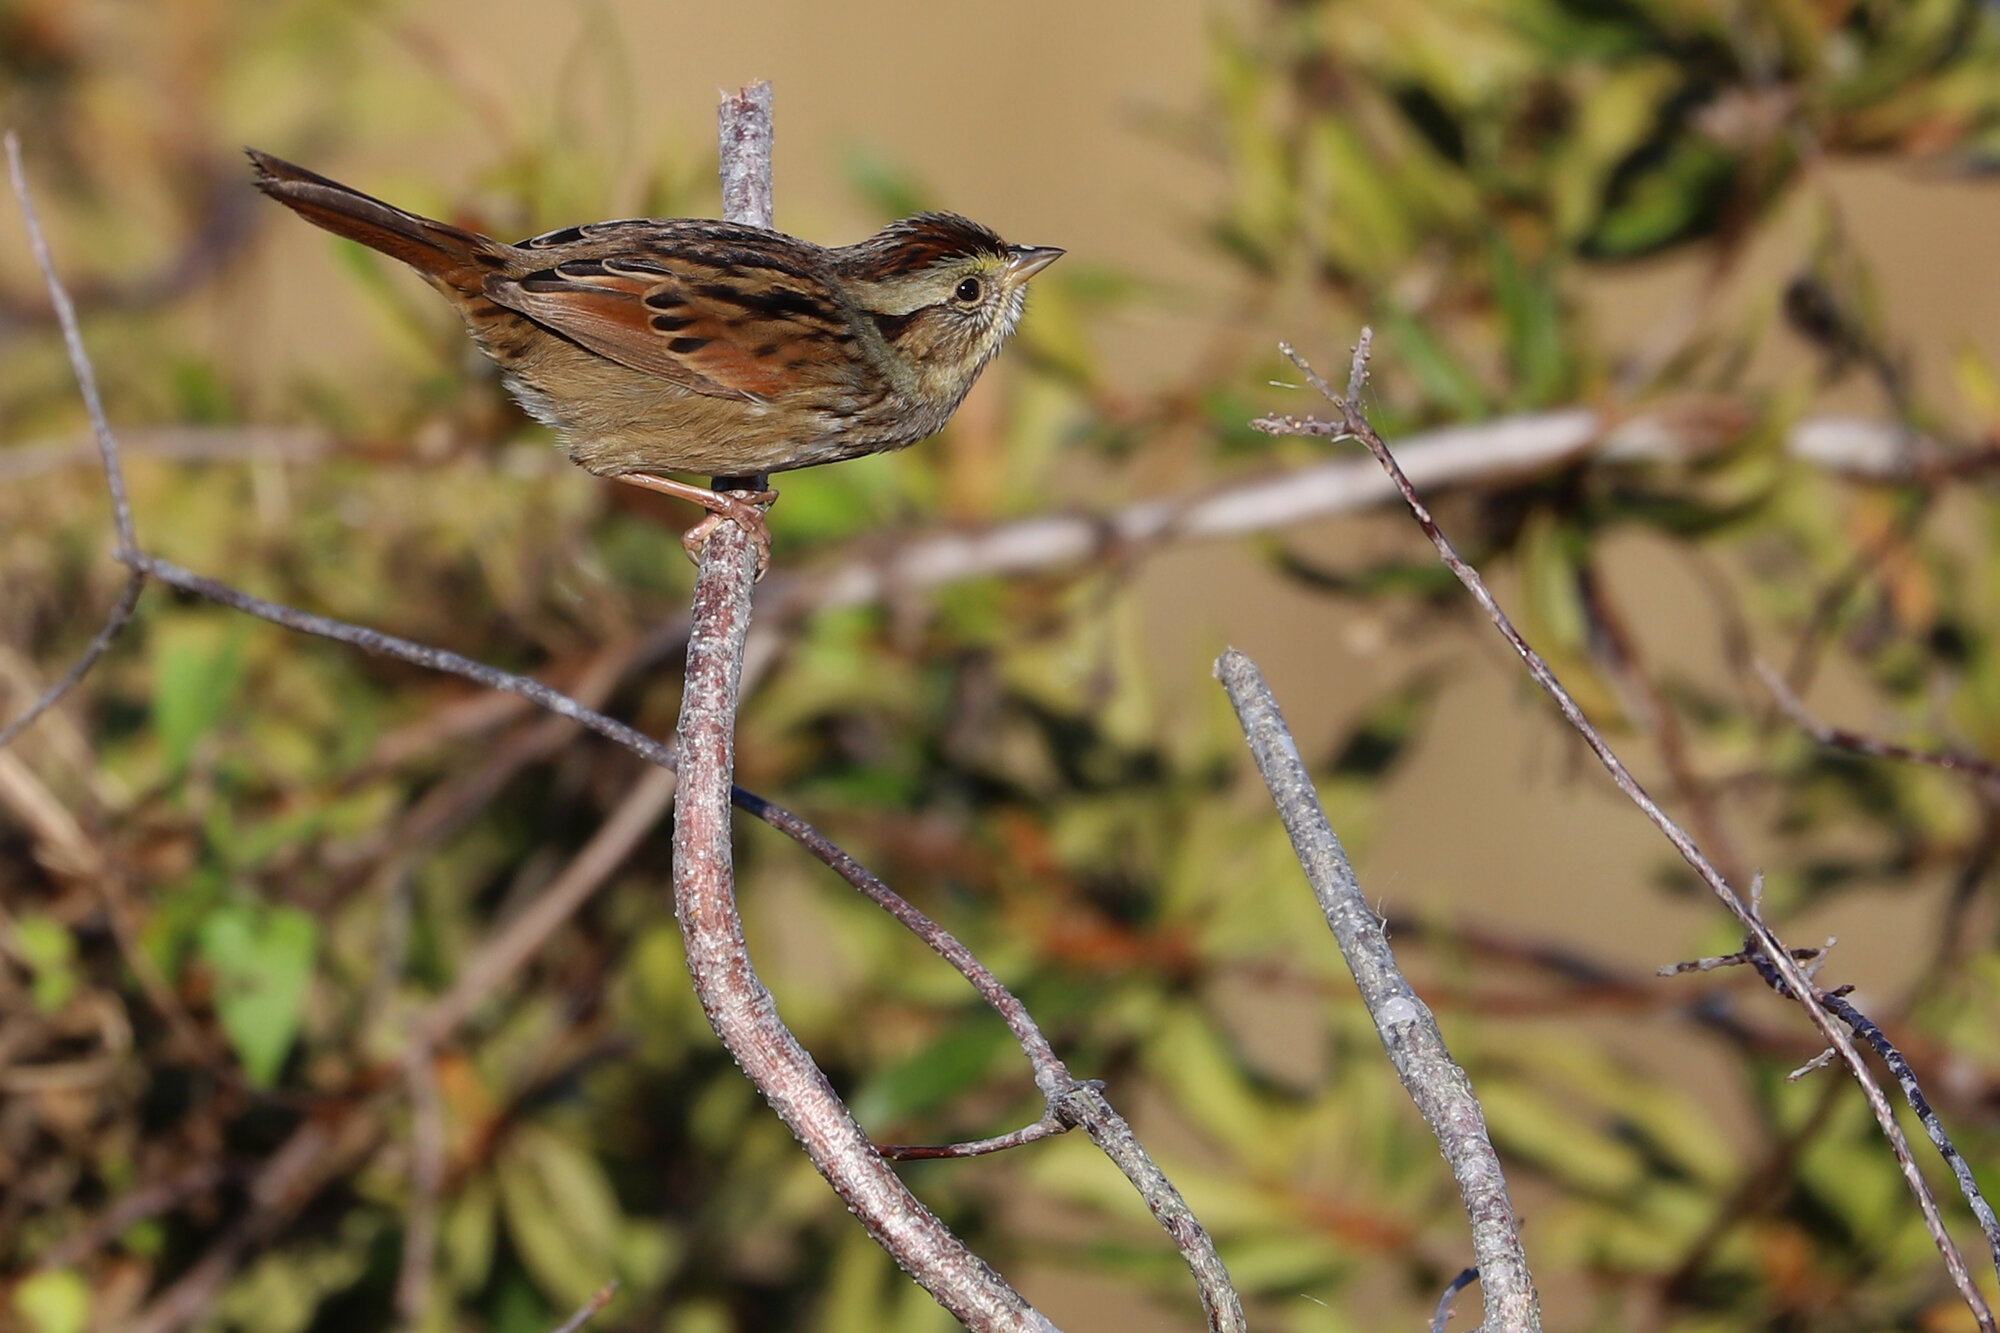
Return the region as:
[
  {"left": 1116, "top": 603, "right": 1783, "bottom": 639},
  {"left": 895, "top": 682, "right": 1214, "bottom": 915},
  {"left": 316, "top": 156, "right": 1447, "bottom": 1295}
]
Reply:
[{"left": 247, "top": 149, "right": 1061, "bottom": 570}]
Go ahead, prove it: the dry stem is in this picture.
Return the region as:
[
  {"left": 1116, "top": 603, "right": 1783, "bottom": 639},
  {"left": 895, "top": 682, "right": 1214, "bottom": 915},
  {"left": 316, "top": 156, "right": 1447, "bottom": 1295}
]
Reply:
[
  {"left": 1217, "top": 648, "right": 1540, "bottom": 1333},
  {"left": 1256, "top": 330, "right": 1995, "bottom": 1333}
]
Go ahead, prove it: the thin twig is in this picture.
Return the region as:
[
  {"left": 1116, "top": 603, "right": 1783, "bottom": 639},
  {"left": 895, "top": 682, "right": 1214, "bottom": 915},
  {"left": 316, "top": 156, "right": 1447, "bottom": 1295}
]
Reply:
[
  {"left": 1217, "top": 647, "right": 1539, "bottom": 1333},
  {"left": 1821, "top": 990, "right": 2000, "bottom": 1274},
  {"left": 395, "top": 1052, "right": 445, "bottom": 1328},
  {"left": 1, "top": 132, "right": 147, "bottom": 749},
  {"left": 729, "top": 788, "right": 1246, "bottom": 1332},
  {"left": 0, "top": 570, "right": 145, "bottom": 749},
  {"left": 546, "top": 1281, "right": 620, "bottom": 1333},
  {"left": 1658, "top": 944, "right": 1824, "bottom": 977},
  {"left": 1756, "top": 659, "right": 2000, "bottom": 790},
  {"left": 1577, "top": 566, "right": 1750, "bottom": 888},
  {"left": 729, "top": 787, "right": 1068, "bottom": 1095},
  {"left": 6, "top": 133, "right": 136, "bottom": 553},
  {"left": 1258, "top": 331, "right": 1996, "bottom": 1333},
  {"left": 1433, "top": 1268, "right": 1480, "bottom": 1333},
  {"left": 876, "top": 1114, "right": 1071, "bottom": 1161},
  {"left": 1052, "top": 1084, "right": 1247, "bottom": 1333},
  {"left": 1751, "top": 667, "right": 2000, "bottom": 1269},
  {"left": 129, "top": 553, "right": 678, "bottom": 766}
]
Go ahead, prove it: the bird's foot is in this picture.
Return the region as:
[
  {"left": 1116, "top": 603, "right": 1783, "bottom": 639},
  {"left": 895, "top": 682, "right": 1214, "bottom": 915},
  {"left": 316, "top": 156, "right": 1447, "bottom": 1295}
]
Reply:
[{"left": 615, "top": 473, "right": 778, "bottom": 579}]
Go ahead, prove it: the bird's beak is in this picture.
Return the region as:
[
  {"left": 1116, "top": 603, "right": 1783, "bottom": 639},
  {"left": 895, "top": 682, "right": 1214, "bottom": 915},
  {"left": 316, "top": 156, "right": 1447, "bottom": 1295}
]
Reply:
[{"left": 1005, "top": 246, "right": 1064, "bottom": 283}]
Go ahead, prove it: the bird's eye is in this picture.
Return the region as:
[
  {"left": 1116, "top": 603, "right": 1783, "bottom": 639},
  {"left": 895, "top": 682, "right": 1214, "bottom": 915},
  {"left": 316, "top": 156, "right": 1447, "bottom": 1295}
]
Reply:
[{"left": 954, "top": 277, "right": 983, "bottom": 304}]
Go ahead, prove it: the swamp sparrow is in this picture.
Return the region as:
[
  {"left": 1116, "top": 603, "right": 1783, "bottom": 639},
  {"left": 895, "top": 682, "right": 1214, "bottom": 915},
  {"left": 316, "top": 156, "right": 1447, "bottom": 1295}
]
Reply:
[{"left": 248, "top": 149, "right": 1061, "bottom": 569}]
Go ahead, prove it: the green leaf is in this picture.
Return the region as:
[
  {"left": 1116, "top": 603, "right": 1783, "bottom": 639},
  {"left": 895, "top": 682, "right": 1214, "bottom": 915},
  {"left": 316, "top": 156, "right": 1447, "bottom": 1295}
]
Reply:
[
  {"left": 1519, "top": 509, "right": 1590, "bottom": 657},
  {"left": 151, "top": 615, "right": 248, "bottom": 778},
  {"left": 842, "top": 144, "right": 933, "bottom": 220},
  {"left": 198, "top": 902, "right": 317, "bottom": 1087},
  {"left": 1548, "top": 59, "right": 1680, "bottom": 244},
  {"left": 1323, "top": 676, "right": 1439, "bottom": 780},
  {"left": 1489, "top": 233, "right": 1572, "bottom": 406},
  {"left": 496, "top": 1123, "right": 625, "bottom": 1309},
  {"left": 1377, "top": 309, "right": 1489, "bottom": 419},
  {"left": 13, "top": 1270, "right": 90, "bottom": 1333},
  {"left": 1480, "top": 1078, "right": 1646, "bottom": 1193},
  {"left": 1589, "top": 135, "right": 1736, "bottom": 258},
  {"left": 849, "top": 1014, "right": 1013, "bottom": 1126},
  {"left": 444, "top": 1175, "right": 498, "bottom": 1296},
  {"left": 12, "top": 914, "right": 80, "bottom": 1012}
]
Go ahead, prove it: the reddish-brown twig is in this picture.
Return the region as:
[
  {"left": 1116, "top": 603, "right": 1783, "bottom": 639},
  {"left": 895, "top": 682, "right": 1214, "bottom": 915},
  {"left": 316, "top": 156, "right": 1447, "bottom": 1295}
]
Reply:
[
  {"left": 663, "top": 82, "right": 1058, "bottom": 1333},
  {"left": 1756, "top": 659, "right": 2000, "bottom": 791}
]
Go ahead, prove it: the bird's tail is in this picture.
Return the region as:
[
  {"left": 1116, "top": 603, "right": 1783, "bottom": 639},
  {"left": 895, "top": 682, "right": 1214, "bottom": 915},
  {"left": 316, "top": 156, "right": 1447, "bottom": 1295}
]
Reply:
[{"left": 247, "top": 148, "right": 509, "bottom": 290}]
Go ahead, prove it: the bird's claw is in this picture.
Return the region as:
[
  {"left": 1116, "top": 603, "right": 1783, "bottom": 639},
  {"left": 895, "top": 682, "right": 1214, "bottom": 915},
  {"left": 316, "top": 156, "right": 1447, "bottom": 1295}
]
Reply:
[{"left": 680, "top": 488, "right": 777, "bottom": 580}]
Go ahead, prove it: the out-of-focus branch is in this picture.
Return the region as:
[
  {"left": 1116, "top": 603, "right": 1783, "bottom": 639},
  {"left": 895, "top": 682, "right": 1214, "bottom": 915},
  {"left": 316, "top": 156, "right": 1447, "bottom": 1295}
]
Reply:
[
  {"left": 1216, "top": 647, "right": 1540, "bottom": 1333},
  {"left": 0, "top": 425, "right": 331, "bottom": 481},
  {"left": 761, "top": 407, "right": 1939, "bottom": 624}
]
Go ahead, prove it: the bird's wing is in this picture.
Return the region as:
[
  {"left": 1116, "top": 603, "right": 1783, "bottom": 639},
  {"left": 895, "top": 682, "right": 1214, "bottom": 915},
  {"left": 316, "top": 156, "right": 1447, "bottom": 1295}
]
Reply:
[{"left": 483, "top": 245, "right": 853, "bottom": 404}]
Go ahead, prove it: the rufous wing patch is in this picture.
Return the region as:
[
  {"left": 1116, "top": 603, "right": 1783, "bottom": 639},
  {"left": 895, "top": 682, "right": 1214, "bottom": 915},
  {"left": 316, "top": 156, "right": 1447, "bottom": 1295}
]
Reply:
[{"left": 483, "top": 268, "right": 784, "bottom": 403}]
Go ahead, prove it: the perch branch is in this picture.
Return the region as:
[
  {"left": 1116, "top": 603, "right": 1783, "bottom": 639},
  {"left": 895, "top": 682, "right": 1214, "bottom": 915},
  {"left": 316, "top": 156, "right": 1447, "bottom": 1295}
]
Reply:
[{"left": 664, "top": 81, "right": 1057, "bottom": 1333}]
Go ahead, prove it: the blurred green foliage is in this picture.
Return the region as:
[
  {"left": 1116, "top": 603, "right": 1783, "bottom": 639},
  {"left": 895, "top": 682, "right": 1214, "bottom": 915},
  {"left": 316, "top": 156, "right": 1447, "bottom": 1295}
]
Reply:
[{"left": 6, "top": 2, "right": 2000, "bottom": 1333}]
